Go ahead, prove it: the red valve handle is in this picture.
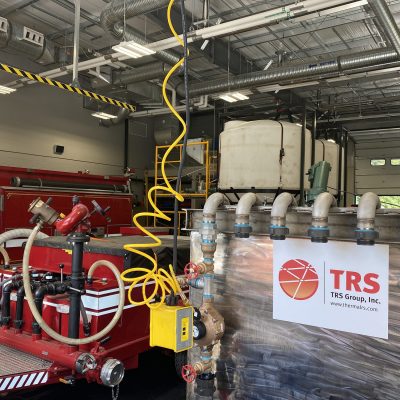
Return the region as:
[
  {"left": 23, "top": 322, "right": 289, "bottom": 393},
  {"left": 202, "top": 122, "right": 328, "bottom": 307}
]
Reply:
[
  {"left": 184, "top": 262, "right": 200, "bottom": 280},
  {"left": 182, "top": 364, "right": 197, "bottom": 383}
]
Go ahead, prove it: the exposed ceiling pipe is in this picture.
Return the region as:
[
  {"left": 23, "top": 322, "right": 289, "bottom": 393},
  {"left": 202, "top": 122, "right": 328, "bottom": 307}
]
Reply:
[
  {"left": 368, "top": 0, "right": 400, "bottom": 57},
  {"left": 113, "top": 62, "right": 168, "bottom": 86},
  {"left": 0, "top": 17, "right": 56, "bottom": 65},
  {"left": 179, "top": 48, "right": 400, "bottom": 98},
  {"left": 100, "top": 0, "right": 180, "bottom": 65},
  {"left": 100, "top": 108, "right": 131, "bottom": 126}
]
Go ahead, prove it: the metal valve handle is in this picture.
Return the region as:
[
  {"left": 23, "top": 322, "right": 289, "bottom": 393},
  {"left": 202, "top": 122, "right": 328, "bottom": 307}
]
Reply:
[
  {"left": 184, "top": 262, "right": 200, "bottom": 280},
  {"left": 91, "top": 200, "right": 112, "bottom": 223},
  {"left": 181, "top": 364, "right": 197, "bottom": 383}
]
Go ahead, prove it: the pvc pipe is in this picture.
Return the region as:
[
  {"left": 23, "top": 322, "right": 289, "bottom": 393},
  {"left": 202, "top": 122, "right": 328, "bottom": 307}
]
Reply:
[
  {"left": 235, "top": 193, "right": 258, "bottom": 238},
  {"left": 203, "top": 193, "right": 225, "bottom": 216},
  {"left": 308, "top": 192, "right": 336, "bottom": 243},
  {"left": 22, "top": 224, "right": 125, "bottom": 346},
  {"left": 236, "top": 193, "right": 258, "bottom": 216},
  {"left": 271, "top": 192, "right": 296, "bottom": 226},
  {"left": 311, "top": 192, "right": 337, "bottom": 226},
  {"left": 357, "top": 192, "right": 381, "bottom": 230}
]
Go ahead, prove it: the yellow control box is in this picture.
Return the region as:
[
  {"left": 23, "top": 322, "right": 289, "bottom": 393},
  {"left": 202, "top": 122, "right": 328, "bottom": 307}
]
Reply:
[{"left": 150, "top": 304, "right": 194, "bottom": 353}]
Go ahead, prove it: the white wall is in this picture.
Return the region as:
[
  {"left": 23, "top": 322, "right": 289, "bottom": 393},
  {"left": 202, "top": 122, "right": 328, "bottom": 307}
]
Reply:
[
  {"left": 0, "top": 83, "right": 125, "bottom": 176},
  {"left": 355, "top": 140, "right": 400, "bottom": 195}
]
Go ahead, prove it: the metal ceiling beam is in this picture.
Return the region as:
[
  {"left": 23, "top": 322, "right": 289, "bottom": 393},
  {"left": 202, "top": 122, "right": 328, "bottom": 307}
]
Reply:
[{"left": 368, "top": 0, "right": 400, "bottom": 57}]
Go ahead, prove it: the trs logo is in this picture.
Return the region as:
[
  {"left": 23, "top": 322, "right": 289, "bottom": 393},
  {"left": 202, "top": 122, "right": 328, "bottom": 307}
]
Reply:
[
  {"left": 330, "top": 270, "right": 380, "bottom": 294},
  {"left": 279, "top": 259, "right": 319, "bottom": 300}
]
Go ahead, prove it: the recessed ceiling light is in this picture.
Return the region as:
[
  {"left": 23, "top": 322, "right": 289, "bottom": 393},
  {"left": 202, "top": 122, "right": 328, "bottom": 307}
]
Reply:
[
  {"left": 0, "top": 85, "right": 16, "bottom": 95},
  {"left": 112, "top": 41, "right": 156, "bottom": 59},
  {"left": 92, "top": 112, "right": 117, "bottom": 120}
]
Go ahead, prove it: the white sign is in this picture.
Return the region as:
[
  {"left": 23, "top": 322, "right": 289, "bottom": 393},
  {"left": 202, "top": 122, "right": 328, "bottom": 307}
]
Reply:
[{"left": 273, "top": 238, "right": 389, "bottom": 339}]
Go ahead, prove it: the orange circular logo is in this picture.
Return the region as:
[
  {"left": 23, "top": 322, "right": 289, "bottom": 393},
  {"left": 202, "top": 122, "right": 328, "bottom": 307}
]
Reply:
[{"left": 279, "top": 259, "right": 319, "bottom": 300}]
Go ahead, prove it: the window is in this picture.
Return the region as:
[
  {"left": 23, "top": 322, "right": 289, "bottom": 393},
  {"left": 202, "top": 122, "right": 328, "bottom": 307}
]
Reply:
[
  {"left": 391, "top": 158, "right": 400, "bottom": 166},
  {"left": 370, "top": 159, "right": 386, "bottom": 166}
]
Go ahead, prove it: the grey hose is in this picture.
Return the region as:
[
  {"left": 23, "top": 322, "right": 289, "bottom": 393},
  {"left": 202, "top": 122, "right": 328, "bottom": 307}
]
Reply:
[{"left": 23, "top": 224, "right": 125, "bottom": 345}]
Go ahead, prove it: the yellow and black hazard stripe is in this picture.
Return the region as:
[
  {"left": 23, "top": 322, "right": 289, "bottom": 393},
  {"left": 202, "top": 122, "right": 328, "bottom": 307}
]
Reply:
[{"left": 0, "top": 63, "right": 136, "bottom": 112}]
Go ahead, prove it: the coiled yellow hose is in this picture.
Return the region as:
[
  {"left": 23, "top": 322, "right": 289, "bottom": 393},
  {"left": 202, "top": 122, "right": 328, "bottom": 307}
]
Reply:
[{"left": 121, "top": 0, "right": 188, "bottom": 309}]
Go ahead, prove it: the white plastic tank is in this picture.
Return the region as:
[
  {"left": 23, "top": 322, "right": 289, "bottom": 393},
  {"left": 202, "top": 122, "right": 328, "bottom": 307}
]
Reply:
[
  {"left": 315, "top": 139, "right": 340, "bottom": 195},
  {"left": 218, "top": 120, "right": 312, "bottom": 196}
]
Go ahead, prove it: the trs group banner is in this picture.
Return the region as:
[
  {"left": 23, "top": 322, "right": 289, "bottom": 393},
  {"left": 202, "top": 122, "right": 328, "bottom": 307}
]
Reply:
[{"left": 273, "top": 238, "right": 389, "bottom": 339}]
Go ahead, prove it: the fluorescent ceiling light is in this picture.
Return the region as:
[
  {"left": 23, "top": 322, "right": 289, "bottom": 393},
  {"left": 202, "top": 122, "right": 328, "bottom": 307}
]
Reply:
[
  {"left": 0, "top": 85, "right": 16, "bottom": 94},
  {"left": 112, "top": 41, "right": 156, "bottom": 59},
  {"left": 327, "top": 139, "right": 336, "bottom": 143},
  {"left": 92, "top": 112, "right": 117, "bottom": 120},
  {"left": 231, "top": 92, "right": 249, "bottom": 101},
  {"left": 219, "top": 92, "right": 249, "bottom": 102},
  {"left": 219, "top": 94, "right": 238, "bottom": 103}
]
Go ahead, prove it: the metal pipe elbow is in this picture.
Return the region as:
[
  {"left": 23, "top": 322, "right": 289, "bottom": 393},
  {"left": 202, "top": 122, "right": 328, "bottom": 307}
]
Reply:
[
  {"left": 356, "top": 192, "right": 381, "bottom": 246},
  {"left": 235, "top": 193, "right": 258, "bottom": 238},
  {"left": 270, "top": 192, "right": 296, "bottom": 240},
  {"left": 308, "top": 192, "right": 336, "bottom": 243}
]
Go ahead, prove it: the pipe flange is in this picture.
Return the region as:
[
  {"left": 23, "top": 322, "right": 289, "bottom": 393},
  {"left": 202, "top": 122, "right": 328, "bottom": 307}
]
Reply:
[
  {"left": 234, "top": 223, "right": 252, "bottom": 238},
  {"left": 269, "top": 225, "right": 289, "bottom": 241},
  {"left": 308, "top": 227, "right": 329, "bottom": 243},
  {"left": 355, "top": 229, "right": 379, "bottom": 246}
]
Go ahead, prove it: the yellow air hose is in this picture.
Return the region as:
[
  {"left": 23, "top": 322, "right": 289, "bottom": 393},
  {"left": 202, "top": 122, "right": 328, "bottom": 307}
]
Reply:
[{"left": 121, "top": 0, "right": 188, "bottom": 309}]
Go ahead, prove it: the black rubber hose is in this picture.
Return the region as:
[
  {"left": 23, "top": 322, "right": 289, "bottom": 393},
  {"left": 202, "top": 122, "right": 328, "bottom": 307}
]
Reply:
[
  {"left": 32, "top": 285, "right": 48, "bottom": 334},
  {"left": 1, "top": 283, "right": 15, "bottom": 326},
  {"left": 14, "top": 286, "right": 26, "bottom": 329},
  {"left": 172, "top": 0, "right": 190, "bottom": 272}
]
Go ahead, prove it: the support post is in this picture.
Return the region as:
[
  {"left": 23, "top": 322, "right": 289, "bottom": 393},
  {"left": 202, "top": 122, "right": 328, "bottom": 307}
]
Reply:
[
  {"left": 311, "top": 110, "right": 317, "bottom": 165},
  {"left": 72, "top": 0, "right": 81, "bottom": 87},
  {"left": 299, "top": 105, "right": 307, "bottom": 206},
  {"left": 343, "top": 130, "right": 349, "bottom": 206},
  {"left": 337, "top": 128, "right": 344, "bottom": 206},
  {"left": 67, "top": 232, "right": 88, "bottom": 340}
]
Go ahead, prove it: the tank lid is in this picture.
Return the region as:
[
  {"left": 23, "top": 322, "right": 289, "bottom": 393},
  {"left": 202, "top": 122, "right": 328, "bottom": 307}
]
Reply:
[{"left": 224, "top": 120, "right": 247, "bottom": 130}]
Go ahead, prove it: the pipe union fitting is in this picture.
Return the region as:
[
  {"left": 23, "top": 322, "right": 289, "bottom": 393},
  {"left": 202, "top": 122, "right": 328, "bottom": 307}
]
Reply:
[
  {"left": 234, "top": 223, "right": 252, "bottom": 238},
  {"left": 269, "top": 225, "right": 289, "bottom": 241},
  {"left": 308, "top": 226, "right": 330, "bottom": 243},
  {"left": 355, "top": 229, "right": 379, "bottom": 246}
]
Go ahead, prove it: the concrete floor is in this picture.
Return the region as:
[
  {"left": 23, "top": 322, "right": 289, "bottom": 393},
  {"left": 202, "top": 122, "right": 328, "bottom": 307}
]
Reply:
[{"left": 9, "top": 350, "right": 186, "bottom": 400}]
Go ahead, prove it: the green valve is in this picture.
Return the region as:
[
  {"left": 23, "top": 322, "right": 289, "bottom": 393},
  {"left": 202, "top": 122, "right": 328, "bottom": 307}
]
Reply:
[{"left": 306, "top": 161, "right": 332, "bottom": 205}]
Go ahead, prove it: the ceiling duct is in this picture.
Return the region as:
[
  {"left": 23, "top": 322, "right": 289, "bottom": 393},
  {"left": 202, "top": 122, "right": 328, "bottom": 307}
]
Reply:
[
  {"left": 113, "top": 62, "right": 168, "bottom": 86},
  {"left": 368, "top": 0, "right": 400, "bottom": 57},
  {"left": 180, "top": 48, "right": 400, "bottom": 98},
  {"left": 100, "top": 108, "right": 130, "bottom": 127},
  {"left": 0, "top": 17, "right": 56, "bottom": 65},
  {"left": 100, "top": 0, "right": 180, "bottom": 65}
]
